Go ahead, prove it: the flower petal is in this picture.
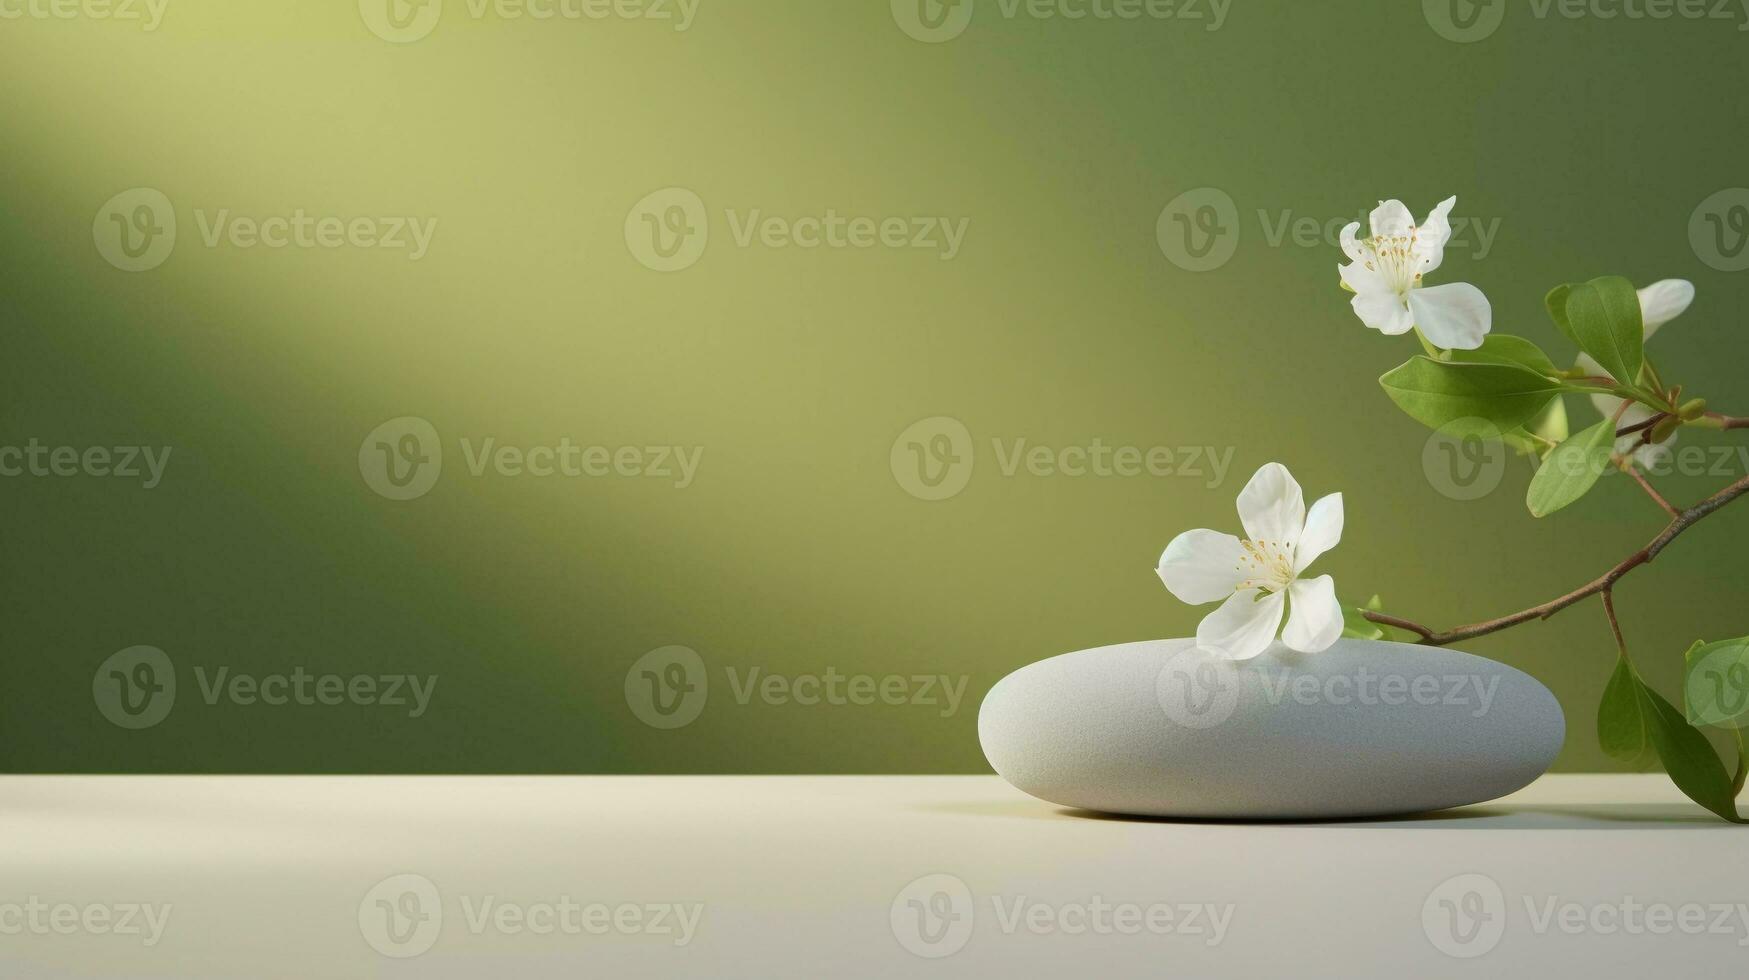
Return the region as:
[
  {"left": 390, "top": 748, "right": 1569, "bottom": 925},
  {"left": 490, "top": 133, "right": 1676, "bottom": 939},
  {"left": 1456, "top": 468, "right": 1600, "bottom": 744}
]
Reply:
[
  {"left": 1351, "top": 290, "right": 1414, "bottom": 335},
  {"left": 1236, "top": 462, "right": 1306, "bottom": 547},
  {"left": 1339, "top": 221, "right": 1365, "bottom": 263},
  {"left": 1368, "top": 199, "right": 1415, "bottom": 239},
  {"left": 1196, "top": 588, "right": 1285, "bottom": 661},
  {"left": 1415, "top": 195, "right": 1456, "bottom": 275},
  {"left": 1156, "top": 529, "right": 1247, "bottom": 605},
  {"left": 1407, "top": 281, "right": 1492, "bottom": 350},
  {"left": 1338, "top": 260, "right": 1391, "bottom": 296},
  {"left": 1293, "top": 493, "right": 1343, "bottom": 573},
  {"left": 1637, "top": 279, "right": 1694, "bottom": 341},
  {"left": 1282, "top": 575, "right": 1343, "bottom": 654}
]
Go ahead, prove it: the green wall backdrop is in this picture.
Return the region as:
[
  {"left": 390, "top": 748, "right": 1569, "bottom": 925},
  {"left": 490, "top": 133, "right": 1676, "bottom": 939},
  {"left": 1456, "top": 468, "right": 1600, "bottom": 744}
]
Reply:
[{"left": 4, "top": 0, "right": 1749, "bottom": 772}]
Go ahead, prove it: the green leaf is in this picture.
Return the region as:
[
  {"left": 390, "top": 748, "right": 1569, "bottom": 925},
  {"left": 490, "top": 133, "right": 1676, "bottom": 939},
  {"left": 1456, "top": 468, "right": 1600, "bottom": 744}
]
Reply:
[
  {"left": 1450, "top": 334, "right": 1561, "bottom": 377},
  {"left": 1341, "top": 595, "right": 1409, "bottom": 643},
  {"left": 1366, "top": 595, "right": 1407, "bottom": 643},
  {"left": 1563, "top": 276, "right": 1644, "bottom": 386},
  {"left": 1525, "top": 418, "right": 1614, "bottom": 517},
  {"left": 1504, "top": 398, "right": 1570, "bottom": 458},
  {"left": 1602, "top": 654, "right": 1744, "bottom": 822},
  {"left": 1379, "top": 357, "right": 1565, "bottom": 438},
  {"left": 1683, "top": 637, "right": 1749, "bottom": 729},
  {"left": 1528, "top": 395, "right": 1569, "bottom": 444},
  {"left": 1340, "top": 595, "right": 1387, "bottom": 641},
  {"left": 1545, "top": 284, "right": 1576, "bottom": 344},
  {"left": 1599, "top": 655, "right": 1655, "bottom": 769},
  {"left": 1735, "top": 730, "right": 1748, "bottom": 797},
  {"left": 1633, "top": 677, "right": 1743, "bottom": 823},
  {"left": 1503, "top": 430, "right": 1542, "bottom": 457},
  {"left": 1340, "top": 611, "right": 1384, "bottom": 641}
]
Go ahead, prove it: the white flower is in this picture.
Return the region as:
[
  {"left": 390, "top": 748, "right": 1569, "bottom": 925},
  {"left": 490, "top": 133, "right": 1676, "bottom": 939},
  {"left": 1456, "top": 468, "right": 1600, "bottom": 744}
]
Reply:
[
  {"left": 1338, "top": 197, "right": 1492, "bottom": 350},
  {"left": 1579, "top": 279, "right": 1694, "bottom": 465},
  {"left": 1156, "top": 463, "right": 1345, "bottom": 661}
]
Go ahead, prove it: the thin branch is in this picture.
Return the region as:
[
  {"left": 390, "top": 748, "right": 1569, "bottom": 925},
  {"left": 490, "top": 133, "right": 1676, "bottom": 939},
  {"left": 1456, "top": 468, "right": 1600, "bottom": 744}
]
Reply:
[
  {"left": 1619, "top": 456, "right": 1679, "bottom": 517},
  {"left": 1365, "top": 471, "right": 1749, "bottom": 646},
  {"left": 1705, "top": 411, "right": 1749, "bottom": 430},
  {"left": 1602, "top": 589, "right": 1628, "bottom": 657},
  {"left": 1363, "top": 612, "right": 1435, "bottom": 642},
  {"left": 1616, "top": 414, "right": 1666, "bottom": 438}
]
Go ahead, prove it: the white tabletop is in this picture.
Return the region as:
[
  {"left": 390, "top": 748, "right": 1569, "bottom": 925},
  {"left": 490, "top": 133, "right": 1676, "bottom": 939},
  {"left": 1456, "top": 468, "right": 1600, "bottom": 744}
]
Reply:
[{"left": 1, "top": 774, "right": 1743, "bottom": 978}]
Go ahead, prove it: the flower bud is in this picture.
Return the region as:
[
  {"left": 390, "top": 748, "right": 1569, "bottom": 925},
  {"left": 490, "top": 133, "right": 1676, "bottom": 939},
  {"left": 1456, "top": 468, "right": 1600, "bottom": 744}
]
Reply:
[{"left": 1650, "top": 416, "right": 1682, "bottom": 444}]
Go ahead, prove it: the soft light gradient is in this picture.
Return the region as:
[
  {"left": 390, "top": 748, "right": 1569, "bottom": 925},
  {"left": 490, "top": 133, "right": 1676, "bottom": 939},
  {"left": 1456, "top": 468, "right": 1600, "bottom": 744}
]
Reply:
[{"left": 4, "top": 2, "right": 1748, "bottom": 771}]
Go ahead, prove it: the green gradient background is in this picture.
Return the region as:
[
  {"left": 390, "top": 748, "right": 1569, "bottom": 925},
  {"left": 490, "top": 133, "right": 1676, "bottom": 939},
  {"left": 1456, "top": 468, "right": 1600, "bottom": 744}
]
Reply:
[{"left": 4, "top": 0, "right": 1748, "bottom": 772}]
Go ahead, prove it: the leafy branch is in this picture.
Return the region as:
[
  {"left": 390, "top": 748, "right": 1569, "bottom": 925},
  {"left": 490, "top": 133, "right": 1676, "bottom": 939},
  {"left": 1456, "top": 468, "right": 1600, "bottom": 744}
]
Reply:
[
  {"left": 1350, "top": 270, "right": 1749, "bottom": 822},
  {"left": 1363, "top": 469, "right": 1749, "bottom": 646}
]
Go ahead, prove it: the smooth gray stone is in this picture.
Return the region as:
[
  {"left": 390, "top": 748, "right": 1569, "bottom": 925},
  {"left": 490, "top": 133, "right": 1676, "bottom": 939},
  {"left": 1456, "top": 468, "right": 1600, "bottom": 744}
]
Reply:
[{"left": 978, "top": 638, "right": 1565, "bottom": 819}]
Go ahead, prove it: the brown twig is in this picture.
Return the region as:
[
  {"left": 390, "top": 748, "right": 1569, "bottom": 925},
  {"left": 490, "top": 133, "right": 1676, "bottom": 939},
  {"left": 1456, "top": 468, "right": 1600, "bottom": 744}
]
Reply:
[
  {"left": 1619, "top": 457, "right": 1679, "bottom": 517},
  {"left": 1602, "top": 590, "right": 1628, "bottom": 656},
  {"left": 1365, "top": 472, "right": 1749, "bottom": 646},
  {"left": 1706, "top": 412, "right": 1749, "bottom": 430},
  {"left": 1362, "top": 612, "right": 1436, "bottom": 642},
  {"left": 1616, "top": 414, "right": 1666, "bottom": 438}
]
